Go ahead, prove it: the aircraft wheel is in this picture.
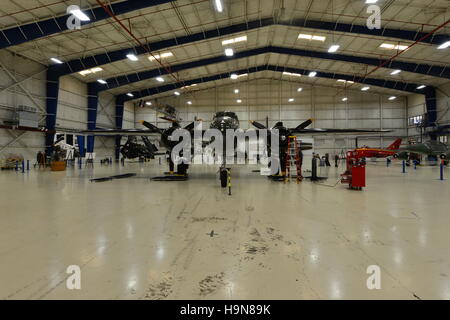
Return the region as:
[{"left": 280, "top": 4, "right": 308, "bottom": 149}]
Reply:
[{"left": 220, "top": 169, "right": 228, "bottom": 188}]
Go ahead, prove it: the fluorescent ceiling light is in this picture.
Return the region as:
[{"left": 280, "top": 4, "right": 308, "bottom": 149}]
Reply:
[
  {"left": 380, "top": 43, "right": 408, "bottom": 51},
  {"left": 283, "top": 71, "right": 301, "bottom": 77},
  {"left": 308, "top": 71, "right": 317, "bottom": 77},
  {"left": 127, "top": 93, "right": 134, "bottom": 97},
  {"left": 214, "top": 0, "right": 223, "bottom": 12},
  {"left": 97, "top": 79, "right": 107, "bottom": 84},
  {"left": 148, "top": 52, "right": 173, "bottom": 61},
  {"left": 230, "top": 73, "right": 247, "bottom": 80},
  {"left": 225, "top": 48, "right": 234, "bottom": 56},
  {"left": 50, "top": 57, "right": 63, "bottom": 64},
  {"left": 145, "top": 102, "right": 152, "bottom": 106},
  {"left": 389, "top": 96, "right": 397, "bottom": 100},
  {"left": 328, "top": 45, "right": 340, "bottom": 53},
  {"left": 187, "top": 101, "right": 192, "bottom": 105},
  {"left": 437, "top": 41, "right": 450, "bottom": 49},
  {"left": 337, "top": 79, "right": 354, "bottom": 84},
  {"left": 234, "top": 89, "right": 239, "bottom": 94},
  {"left": 181, "top": 83, "right": 197, "bottom": 89},
  {"left": 174, "top": 91, "right": 180, "bottom": 96},
  {"left": 312, "top": 35, "right": 326, "bottom": 41},
  {"left": 236, "top": 99, "right": 242, "bottom": 103},
  {"left": 298, "top": 33, "right": 326, "bottom": 41},
  {"left": 156, "top": 77, "right": 164, "bottom": 82},
  {"left": 361, "top": 86, "right": 370, "bottom": 91},
  {"left": 342, "top": 97, "right": 348, "bottom": 101},
  {"left": 126, "top": 54, "right": 138, "bottom": 61},
  {"left": 390, "top": 69, "right": 401, "bottom": 75},
  {"left": 416, "top": 85, "right": 426, "bottom": 90},
  {"left": 222, "top": 35, "right": 247, "bottom": 46},
  {"left": 78, "top": 67, "right": 103, "bottom": 76},
  {"left": 288, "top": 98, "right": 294, "bottom": 102},
  {"left": 69, "top": 8, "right": 90, "bottom": 21},
  {"left": 365, "top": 0, "right": 378, "bottom": 3},
  {"left": 297, "top": 87, "right": 303, "bottom": 92}
]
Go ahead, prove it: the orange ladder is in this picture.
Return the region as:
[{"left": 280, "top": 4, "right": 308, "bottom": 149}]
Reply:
[{"left": 285, "top": 136, "right": 303, "bottom": 183}]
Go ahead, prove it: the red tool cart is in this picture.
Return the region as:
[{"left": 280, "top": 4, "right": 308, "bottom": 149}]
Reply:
[{"left": 341, "top": 150, "right": 366, "bottom": 190}]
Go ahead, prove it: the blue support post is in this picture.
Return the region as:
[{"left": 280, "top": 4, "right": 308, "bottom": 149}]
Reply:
[
  {"left": 15, "top": 161, "right": 18, "bottom": 171},
  {"left": 402, "top": 160, "right": 406, "bottom": 173},
  {"left": 27, "top": 160, "right": 30, "bottom": 171},
  {"left": 441, "top": 161, "right": 444, "bottom": 181},
  {"left": 21, "top": 160, "right": 25, "bottom": 173}
]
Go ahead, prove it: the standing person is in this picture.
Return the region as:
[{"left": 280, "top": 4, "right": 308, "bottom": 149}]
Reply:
[{"left": 334, "top": 154, "right": 339, "bottom": 167}]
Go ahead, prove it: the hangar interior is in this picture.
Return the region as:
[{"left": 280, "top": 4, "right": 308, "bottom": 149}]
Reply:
[{"left": 0, "top": 0, "right": 449, "bottom": 300}]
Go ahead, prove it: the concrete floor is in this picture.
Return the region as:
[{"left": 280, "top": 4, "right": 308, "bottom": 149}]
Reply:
[{"left": 1, "top": 160, "right": 449, "bottom": 300}]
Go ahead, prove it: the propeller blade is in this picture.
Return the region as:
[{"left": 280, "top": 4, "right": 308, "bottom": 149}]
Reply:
[
  {"left": 184, "top": 122, "right": 195, "bottom": 131},
  {"left": 250, "top": 120, "right": 267, "bottom": 130},
  {"left": 293, "top": 119, "right": 313, "bottom": 132},
  {"left": 140, "top": 121, "right": 163, "bottom": 134},
  {"left": 159, "top": 116, "right": 178, "bottom": 123}
]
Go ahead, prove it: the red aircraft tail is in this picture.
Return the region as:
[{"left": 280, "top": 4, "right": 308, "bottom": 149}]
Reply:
[{"left": 387, "top": 138, "right": 402, "bottom": 150}]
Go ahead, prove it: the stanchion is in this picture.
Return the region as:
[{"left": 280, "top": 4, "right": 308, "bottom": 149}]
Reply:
[
  {"left": 440, "top": 160, "right": 444, "bottom": 181},
  {"left": 15, "top": 161, "right": 19, "bottom": 171},
  {"left": 402, "top": 160, "right": 406, "bottom": 173},
  {"left": 21, "top": 160, "right": 25, "bottom": 173},
  {"left": 27, "top": 160, "right": 30, "bottom": 171}
]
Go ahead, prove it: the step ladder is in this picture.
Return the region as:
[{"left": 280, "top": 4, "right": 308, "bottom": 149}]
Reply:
[{"left": 285, "top": 136, "right": 303, "bottom": 183}]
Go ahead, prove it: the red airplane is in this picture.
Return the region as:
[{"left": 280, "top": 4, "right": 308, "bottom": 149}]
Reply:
[{"left": 355, "top": 138, "right": 402, "bottom": 158}]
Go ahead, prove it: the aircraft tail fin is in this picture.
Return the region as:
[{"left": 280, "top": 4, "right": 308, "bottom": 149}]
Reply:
[{"left": 387, "top": 138, "right": 402, "bottom": 150}]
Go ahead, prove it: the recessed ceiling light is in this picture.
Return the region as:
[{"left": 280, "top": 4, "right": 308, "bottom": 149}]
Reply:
[
  {"left": 68, "top": 8, "right": 90, "bottom": 21},
  {"left": 234, "top": 89, "right": 239, "bottom": 94},
  {"left": 50, "top": 57, "right": 63, "bottom": 64},
  {"left": 342, "top": 97, "right": 348, "bottom": 101},
  {"left": 126, "top": 54, "right": 138, "bottom": 61},
  {"left": 328, "top": 45, "right": 340, "bottom": 53},
  {"left": 308, "top": 71, "right": 317, "bottom": 77},
  {"left": 288, "top": 98, "right": 294, "bottom": 102},
  {"left": 365, "top": 0, "right": 378, "bottom": 3},
  {"left": 437, "top": 41, "right": 450, "bottom": 49},
  {"left": 97, "top": 79, "right": 107, "bottom": 84},
  {"left": 225, "top": 48, "right": 234, "bottom": 56},
  {"left": 416, "top": 85, "right": 426, "bottom": 90},
  {"left": 390, "top": 69, "right": 401, "bottom": 75},
  {"left": 145, "top": 102, "right": 152, "bottom": 106},
  {"left": 297, "top": 87, "right": 303, "bottom": 92},
  {"left": 174, "top": 91, "right": 180, "bottom": 96},
  {"left": 156, "top": 77, "right": 164, "bottom": 82},
  {"left": 187, "top": 101, "right": 192, "bottom": 105},
  {"left": 127, "top": 93, "right": 134, "bottom": 97},
  {"left": 389, "top": 96, "right": 397, "bottom": 100},
  {"left": 361, "top": 86, "right": 370, "bottom": 91},
  {"left": 237, "top": 99, "right": 242, "bottom": 103}
]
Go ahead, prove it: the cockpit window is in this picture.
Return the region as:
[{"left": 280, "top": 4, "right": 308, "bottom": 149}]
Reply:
[{"left": 214, "top": 111, "right": 238, "bottom": 120}]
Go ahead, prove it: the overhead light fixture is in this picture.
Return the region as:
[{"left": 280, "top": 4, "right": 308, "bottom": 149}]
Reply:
[
  {"left": 365, "top": 0, "right": 378, "bottom": 3},
  {"left": 225, "top": 48, "right": 234, "bottom": 56},
  {"left": 342, "top": 97, "right": 348, "bottom": 102},
  {"left": 297, "top": 87, "right": 303, "bottom": 92},
  {"left": 230, "top": 73, "right": 247, "bottom": 80},
  {"left": 308, "top": 71, "right": 317, "bottom": 77},
  {"left": 181, "top": 83, "right": 197, "bottom": 89},
  {"left": 78, "top": 67, "right": 103, "bottom": 76},
  {"left": 328, "top": 45, "right": 340, "bottom": 53},
  {"left": 337, "top": 79, "right": 354, "bottom": 84},
  {"left": 127, "top": 93, "right": 134, "bottom": 97},
  {"left": 282, "top": 71, "right": 301, "bottom": 77},
  {"left": 361, "top": 86, "right": 370, "bottom": 91},
  {"left": 390, "top": 69, "right": 401, "bottom": 75},
  {"left": 97, "top": 79, "right": 107, "bottom": 84},
  {"left": 156, "top": 77, "right": 164, "bottom": 82},
  {"left": 174, "top": 91, "right": 180, "bottom": 96},
  {"left": 126, "top": 54, "right": 138, "bottom": 61},
  {"left": 416, "top": 85, "right": 426, "bottom": 90},
  {"left": 437, "top": 41, "right": 450, "bottom": 49},
  {"left": 298, "top": 33, "right": 326, "bottom": 41},
  {"left": 187, "top": 101, "right": 192, "bottom": 105},
  {"left": 288, "top": 98, "right": 294, "bottom": 102},
  {"left": 68, "top": 8, "right": 90, "bottom": 21},
  {"left": 222, "top": 35, "right": 247, "bottom": 46},
  {"left": 389, "top": 96, "right": 397, "bottom": 101},
  {"left": 234, "top": 89, "right": 239, "bottom": 94},
  {"left": 237, "top": 99, "right": 242, "bottom": 103},
  {"left": 148, "top": 52, "right": 173, "bottom": 61},
  {"left": 145, "top": 102, "right": 152, "bottom": 106},
  {"left": 379, "top": 43, "right": 409, "bottom": 51},
  {"left": 214, "top": 0, "right": 223, "bottom": 12},
  {"left": 50, "top": 57, "right": 63, "bottom": 64}
]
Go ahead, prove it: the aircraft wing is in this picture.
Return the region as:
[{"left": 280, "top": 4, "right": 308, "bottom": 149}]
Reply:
[
  {"left": 81, "top": 129, "right": 160, "bottom": 136},
  {"left": 291, "top": 128, "right": 392, "bottom": 135}
]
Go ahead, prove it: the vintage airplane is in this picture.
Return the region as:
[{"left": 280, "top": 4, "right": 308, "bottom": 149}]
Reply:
[
  {"left": 399, "top": 141, "right": 450, "bottom": 160},
  {"left": 250, "top": 119, "right": 391, "bottom": 175},
  {"left": 354, "top": 138, "right": 402, "bottom": 159}
]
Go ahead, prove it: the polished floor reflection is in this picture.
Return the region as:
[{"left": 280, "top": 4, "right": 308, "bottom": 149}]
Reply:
[{"left": 0, "top": 161, "right": 449, "bottom": 299}]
